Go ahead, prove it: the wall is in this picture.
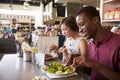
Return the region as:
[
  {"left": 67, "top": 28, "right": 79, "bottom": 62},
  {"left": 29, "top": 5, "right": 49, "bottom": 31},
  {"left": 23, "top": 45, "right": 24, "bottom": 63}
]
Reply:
[
  {"left": 0, "top": 3, "right": 44, "bottom": 28},
  {"left": 44, "top": 3, "right": 83, "bottom": 25},
  {"left": 44, "top": 8, "right": 64, "bottom": 25},
  {"left": 0, "top": 4, "right": 40, "bottom": 11},
  {"left": 67, "top": 3, "right": 82, "bottom": 16}
]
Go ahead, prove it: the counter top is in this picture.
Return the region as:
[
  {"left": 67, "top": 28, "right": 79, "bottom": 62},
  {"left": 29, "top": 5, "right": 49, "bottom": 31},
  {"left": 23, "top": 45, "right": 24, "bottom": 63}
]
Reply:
[{"left": 0, "top": 54, "right": 89, "bottom": 80}]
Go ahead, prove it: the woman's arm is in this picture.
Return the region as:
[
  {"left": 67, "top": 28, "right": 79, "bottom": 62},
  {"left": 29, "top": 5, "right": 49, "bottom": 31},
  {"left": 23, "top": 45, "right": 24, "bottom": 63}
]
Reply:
[
  {"left": 65, "top": 38, "right": 89, "bottom": 66},
  {"left": 79, "top": 38, "right": 89, "bottom": 58}
]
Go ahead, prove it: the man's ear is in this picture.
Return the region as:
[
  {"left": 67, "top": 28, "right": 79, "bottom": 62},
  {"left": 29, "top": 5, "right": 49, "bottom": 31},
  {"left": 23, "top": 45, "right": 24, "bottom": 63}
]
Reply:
[{"left": 93, "top": 16, "right": 99, "bottom": 24}]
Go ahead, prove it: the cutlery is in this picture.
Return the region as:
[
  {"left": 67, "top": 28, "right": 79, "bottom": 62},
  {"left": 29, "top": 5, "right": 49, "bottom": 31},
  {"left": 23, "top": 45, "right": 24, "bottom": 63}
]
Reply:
[{"left": 43, "top": 45, "right": 47, "bottom": 53}]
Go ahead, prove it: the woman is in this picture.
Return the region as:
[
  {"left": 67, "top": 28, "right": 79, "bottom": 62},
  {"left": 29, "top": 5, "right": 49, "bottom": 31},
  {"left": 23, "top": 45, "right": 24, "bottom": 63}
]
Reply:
[{"left": 50, "top": 16, "right": 88, "bottom": 64}]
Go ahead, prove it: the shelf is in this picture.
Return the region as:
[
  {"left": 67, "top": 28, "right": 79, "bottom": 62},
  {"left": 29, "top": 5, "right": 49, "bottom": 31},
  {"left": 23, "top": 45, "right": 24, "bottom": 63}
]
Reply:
[
  {"left": 104, "top": 0, "right": 119, "bottom": 4},
  {"left": 101, "top": 0, "right": 120, "bottom": 26},
  {"left": 102, "top": 19, "right": 120, "bottom": 23}
]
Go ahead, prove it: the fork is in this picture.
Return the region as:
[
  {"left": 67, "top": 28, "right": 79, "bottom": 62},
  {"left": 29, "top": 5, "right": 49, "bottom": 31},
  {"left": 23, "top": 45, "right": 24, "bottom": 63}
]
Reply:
[{"left": 43, "top": 45, "right": 47, "bottom": 53}]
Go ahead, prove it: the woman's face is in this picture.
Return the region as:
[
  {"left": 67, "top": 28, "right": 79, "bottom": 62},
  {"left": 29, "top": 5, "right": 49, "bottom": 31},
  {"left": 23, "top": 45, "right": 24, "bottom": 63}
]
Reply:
[{"left": 61, "top": 23, "right": 73, "bottom": 38}]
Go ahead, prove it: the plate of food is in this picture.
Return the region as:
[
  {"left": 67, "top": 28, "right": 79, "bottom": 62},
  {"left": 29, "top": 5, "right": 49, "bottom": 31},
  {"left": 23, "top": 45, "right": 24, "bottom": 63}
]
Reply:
[
  {"left": 45, "top": 53, "right": 54, "bottom": 60},
  {"left": 45, "top": 53, "right": 56, "bottom": 60},
  {"left": 41, "top": 61, "right": 75, "bottom": 76}
]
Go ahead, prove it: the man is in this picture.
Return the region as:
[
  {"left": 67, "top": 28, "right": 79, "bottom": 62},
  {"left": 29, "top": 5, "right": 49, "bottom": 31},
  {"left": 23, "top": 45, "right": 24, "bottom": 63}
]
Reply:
[{"left": 73, "top": 6, "right": 120, "bottom": 80}]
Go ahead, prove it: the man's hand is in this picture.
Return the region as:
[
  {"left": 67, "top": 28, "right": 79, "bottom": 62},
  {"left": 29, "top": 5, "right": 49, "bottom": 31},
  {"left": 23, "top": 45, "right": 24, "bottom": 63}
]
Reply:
[
  {"left": 72, "top": 56, "right": 97, "bottom": 68},
  {"left": 66, "top": 54, "right": 80, "bottom": 66},
  {"left": 72, "top": 56, "right": 120, "bottom": 80}
]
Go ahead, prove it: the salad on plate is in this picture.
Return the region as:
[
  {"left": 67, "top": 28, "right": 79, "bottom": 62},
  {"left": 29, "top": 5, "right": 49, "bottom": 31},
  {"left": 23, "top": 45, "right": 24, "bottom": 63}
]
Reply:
[{"left": 42, "top": 61, "right": 75, "bottom": 76}]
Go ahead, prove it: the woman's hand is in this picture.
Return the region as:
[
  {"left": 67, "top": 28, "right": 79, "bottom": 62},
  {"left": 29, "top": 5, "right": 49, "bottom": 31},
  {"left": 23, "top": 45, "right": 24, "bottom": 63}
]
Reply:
[
  {"left": 49, "top": 44, "right": 58, "bottom": 52},
  {"left": 58, "top": 46, "right": 68, "bottom": 56}
]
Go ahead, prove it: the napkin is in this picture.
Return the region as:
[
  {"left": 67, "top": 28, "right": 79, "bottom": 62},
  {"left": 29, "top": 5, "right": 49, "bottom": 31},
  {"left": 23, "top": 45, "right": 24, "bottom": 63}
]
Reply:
[
  {"left": 21, "top": 41, "right": 32, "bottom": 52},
  {"left": 47, "top": 72, "right": 78, "bottom": 78}
]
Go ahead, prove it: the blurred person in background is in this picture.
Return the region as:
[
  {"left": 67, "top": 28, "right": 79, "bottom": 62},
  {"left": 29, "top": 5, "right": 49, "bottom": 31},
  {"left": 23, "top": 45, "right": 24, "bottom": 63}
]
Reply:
[
  {"left": 7, "top": 26, "right": 12, "bottom": 34},
  {"left": 111, "top": 26, "right": 120, "bottom": 35},
  {"left": 72, "top": 6, "right": 120, "bottom": 80},
  {"left": 21, "top": 34, "right": 32, "bottom": 53},
  {"left": 3, "top": 32, "right": 15, "bottom": 40},
  {"left": 49, "top": 16, "right": 88, "bottom": 64},
  {"left": 11, "top": 24, "right": 17, "bottom": 33},
  {"left": 116, "top": 27, "right": 120, "bottom": 35}
]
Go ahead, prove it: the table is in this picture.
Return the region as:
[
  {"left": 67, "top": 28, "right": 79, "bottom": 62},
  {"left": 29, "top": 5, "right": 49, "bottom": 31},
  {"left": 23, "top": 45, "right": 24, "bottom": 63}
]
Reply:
[{"left": 0, "top": 54, "right": 89, "bottom": 80}]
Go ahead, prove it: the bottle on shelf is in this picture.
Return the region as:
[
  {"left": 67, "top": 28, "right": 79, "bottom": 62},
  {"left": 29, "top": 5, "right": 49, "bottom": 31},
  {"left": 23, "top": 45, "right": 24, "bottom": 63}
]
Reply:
[{"left": 114, "top": 7, "right": 120, "bottom": 20}]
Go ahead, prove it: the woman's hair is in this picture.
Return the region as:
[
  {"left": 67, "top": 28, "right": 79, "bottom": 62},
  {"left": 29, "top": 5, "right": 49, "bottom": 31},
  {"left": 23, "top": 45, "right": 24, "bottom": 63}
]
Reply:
[
  {"left": 61, "top": 16, "right": 79, "bottom": 32},
  {"left": 76, "top": 6, "right": 100, "bottom": 21}
]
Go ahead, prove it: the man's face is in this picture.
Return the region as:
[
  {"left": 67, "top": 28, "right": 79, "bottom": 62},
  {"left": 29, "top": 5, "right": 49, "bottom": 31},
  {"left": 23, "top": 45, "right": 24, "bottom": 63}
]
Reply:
[{"left": 76, "top": 13, "right": 97, "bottom": 39}]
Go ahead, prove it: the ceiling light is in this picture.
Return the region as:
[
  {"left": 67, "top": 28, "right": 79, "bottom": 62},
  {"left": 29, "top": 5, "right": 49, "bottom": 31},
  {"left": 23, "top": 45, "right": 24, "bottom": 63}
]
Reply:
[
  {"left": 23, "top": 1, "right": 30, "bottom": 7},
  {"left": 96, "top": 0, "right": 100, "bottom": 10},
  {"left": 23, "top": 1, "right": 30, "bottom": 9},
  {"left": 96, "top": 7, "right": 100, "bottom": 10}
]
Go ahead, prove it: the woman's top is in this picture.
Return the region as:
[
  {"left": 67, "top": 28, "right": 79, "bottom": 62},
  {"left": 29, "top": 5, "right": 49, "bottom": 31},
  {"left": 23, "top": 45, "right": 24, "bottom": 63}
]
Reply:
[
  {"left": 65, "top": 37, "right": 81, "bottom": 54},
  {"left": 62, "top": 37, "right": 81, "bottom": 63}
]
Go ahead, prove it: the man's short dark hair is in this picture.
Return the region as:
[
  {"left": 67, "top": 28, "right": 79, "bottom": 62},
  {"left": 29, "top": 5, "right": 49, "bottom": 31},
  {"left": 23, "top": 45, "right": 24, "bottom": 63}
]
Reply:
[{"left": 76, "top": 6, "right": 100, "bottom": 21}]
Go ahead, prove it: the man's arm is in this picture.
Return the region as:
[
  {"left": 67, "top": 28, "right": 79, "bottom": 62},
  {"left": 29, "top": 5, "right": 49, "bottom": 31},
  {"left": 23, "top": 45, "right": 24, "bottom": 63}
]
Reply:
[
  {"left": 73, "top": 56, "right": 120, "bottom": 80},
  {"left": 95, "top": 62, "right": 120, "bottom": 80}
]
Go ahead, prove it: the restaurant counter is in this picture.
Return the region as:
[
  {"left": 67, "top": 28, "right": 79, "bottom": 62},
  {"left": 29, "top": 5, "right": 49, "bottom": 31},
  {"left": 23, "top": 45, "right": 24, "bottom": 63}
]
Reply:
[{"left": 0, "top": 54, "right": 89, "bottom": 80}]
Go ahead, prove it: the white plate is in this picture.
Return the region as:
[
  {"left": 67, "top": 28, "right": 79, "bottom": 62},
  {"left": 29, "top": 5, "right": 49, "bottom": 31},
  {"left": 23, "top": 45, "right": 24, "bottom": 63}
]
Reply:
[
  {"left": 41, "top": 65, "right": 75, "bottom": 76},
  {"left": 32, "top": 76, "right": 49, "bottom": 80},
  {"left": 45, "top": 56, "right": 56, "bottom": 60},
  {"left": 45, "top": 54, "right": 56, "bottom": 60}
]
